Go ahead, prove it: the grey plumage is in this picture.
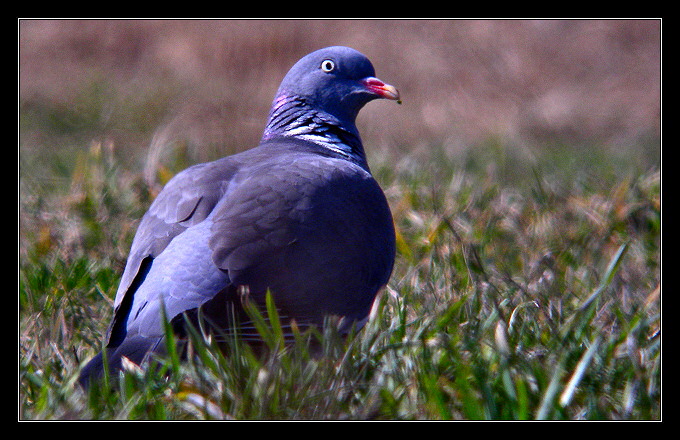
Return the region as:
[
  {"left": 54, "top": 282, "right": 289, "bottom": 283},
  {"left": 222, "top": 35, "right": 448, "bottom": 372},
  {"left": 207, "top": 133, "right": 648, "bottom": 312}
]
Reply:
[{"left": 78, "top": 46, "right": 399, "bottom": 387}]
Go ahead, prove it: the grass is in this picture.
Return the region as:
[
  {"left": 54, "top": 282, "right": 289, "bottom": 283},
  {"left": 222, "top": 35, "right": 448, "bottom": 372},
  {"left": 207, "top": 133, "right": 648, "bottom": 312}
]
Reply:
[{"left": 19, "top": 131, "right": 660, "bottom": 420}]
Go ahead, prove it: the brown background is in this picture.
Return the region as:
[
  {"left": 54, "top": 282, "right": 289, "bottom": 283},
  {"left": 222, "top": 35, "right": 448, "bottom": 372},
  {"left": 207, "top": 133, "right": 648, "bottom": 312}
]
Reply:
[{"left": 19, "top": 19, "right": 661, "bottom": 167}]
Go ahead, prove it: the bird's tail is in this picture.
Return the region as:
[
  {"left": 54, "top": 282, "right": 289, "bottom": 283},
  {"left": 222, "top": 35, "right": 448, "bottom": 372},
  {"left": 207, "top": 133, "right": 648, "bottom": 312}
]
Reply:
[{"left": 77, "top": 336, "right": 162, "bottom": 389}]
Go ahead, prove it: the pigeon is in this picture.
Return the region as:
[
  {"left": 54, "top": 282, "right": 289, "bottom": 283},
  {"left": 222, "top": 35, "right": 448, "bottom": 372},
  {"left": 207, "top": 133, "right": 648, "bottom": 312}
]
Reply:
[{"left": 78, "top": 46, "right": 400, "bottom": 388}]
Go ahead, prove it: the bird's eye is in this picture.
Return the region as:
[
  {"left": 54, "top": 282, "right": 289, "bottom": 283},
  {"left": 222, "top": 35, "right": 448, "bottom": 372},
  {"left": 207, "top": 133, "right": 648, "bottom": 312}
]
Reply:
[{"left": 320, "top": 59, "right": 335, "bottom": 73}]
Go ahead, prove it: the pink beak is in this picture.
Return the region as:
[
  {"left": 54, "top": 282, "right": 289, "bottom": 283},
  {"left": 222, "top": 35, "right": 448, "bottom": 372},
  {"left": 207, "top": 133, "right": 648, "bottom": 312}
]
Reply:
[{"left": 361, "top": 77, "right": 401, "bottom": 103}]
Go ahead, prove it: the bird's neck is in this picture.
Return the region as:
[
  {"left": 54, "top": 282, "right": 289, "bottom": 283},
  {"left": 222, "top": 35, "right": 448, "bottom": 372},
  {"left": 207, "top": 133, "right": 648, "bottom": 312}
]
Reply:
[{"left": 262, "top": 95, "right": 367, "bottom": 165}]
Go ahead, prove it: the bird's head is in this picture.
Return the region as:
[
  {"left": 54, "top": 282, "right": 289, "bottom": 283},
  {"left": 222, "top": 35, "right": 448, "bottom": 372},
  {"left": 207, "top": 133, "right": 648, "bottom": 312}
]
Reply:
[{"left": 274, "top": 46, "right": 401, "bottom": 125}]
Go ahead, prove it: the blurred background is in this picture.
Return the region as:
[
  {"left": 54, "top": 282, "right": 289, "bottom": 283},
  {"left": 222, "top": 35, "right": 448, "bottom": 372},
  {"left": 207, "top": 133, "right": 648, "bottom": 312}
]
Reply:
[{"left": 19, "top": 19, "right": 661, "bottom": 171}]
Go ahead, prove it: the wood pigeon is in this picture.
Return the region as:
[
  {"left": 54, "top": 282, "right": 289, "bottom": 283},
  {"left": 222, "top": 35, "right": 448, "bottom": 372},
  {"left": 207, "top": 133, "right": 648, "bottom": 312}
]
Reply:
[{"left": 78, "top": 46, "right": 400, "bottom": 387}]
